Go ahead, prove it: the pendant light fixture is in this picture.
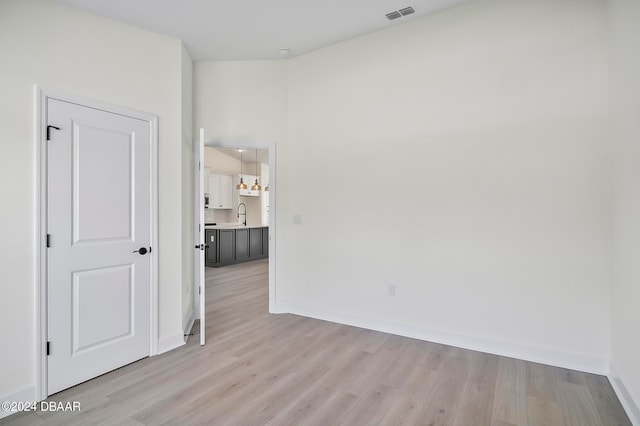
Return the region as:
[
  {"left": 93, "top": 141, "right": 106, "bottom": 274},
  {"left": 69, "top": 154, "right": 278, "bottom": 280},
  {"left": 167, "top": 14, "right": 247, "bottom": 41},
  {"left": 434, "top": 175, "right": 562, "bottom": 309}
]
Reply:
[
  {"left": 236, "top": 149, "right": 247, "bottom": 190},
  {"left": 251, "top": 149, "right": 262, "bottom": 191}
]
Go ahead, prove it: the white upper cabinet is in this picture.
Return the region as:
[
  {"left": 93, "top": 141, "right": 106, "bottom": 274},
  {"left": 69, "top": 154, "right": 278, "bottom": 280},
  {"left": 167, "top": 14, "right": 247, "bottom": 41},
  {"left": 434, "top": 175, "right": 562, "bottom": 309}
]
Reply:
[
  {"left": 209, "top": 174, "right": 233, "bottom": 209},
  {"left": 219, "top": 175, "right": 232, "bottom": 208}
]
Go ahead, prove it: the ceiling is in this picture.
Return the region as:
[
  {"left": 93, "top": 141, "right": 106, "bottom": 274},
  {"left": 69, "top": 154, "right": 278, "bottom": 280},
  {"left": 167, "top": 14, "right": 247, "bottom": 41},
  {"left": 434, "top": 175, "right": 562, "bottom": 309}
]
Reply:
[
  {"left": 211, "top": 147, "right": 269, "bottom": 165},
  {"left": 52, "top": 0, "right": 473, "bottom": 61}
]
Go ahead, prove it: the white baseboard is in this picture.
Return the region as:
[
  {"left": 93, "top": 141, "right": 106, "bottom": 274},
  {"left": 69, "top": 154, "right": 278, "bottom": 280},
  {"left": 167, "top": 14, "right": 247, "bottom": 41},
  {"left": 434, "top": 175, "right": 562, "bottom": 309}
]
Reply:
[
  {"left": 0, "top": 385, "right": 37, "bottom": 420},
  {"left": 609, "top": 361, "right": 640, "bottom": 426},
  {"left": 157, "top": 332, "right": 186, "bottom": 355},
  {"left": 284, "top": 303, "right": 608, "bottom": 375},
  {"left": 271, "top": 303, "right": 289, "bottom": 314},
  {"left": 183, "top": 317, "right": 196, "bottom": 343}
]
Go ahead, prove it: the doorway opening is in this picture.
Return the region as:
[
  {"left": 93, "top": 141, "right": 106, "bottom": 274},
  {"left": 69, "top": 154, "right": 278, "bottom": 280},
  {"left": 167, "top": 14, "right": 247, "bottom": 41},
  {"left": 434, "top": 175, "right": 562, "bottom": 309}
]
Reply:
[{"left": 193, "top": 138, "right": 278, "bottom": 346}]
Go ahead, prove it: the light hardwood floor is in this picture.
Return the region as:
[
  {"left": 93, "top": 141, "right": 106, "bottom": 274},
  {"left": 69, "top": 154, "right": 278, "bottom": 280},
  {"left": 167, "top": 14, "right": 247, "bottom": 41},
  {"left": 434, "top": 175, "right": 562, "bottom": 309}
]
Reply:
[{"left": 2, "top": 259, "right": 631, "bottom": 425}]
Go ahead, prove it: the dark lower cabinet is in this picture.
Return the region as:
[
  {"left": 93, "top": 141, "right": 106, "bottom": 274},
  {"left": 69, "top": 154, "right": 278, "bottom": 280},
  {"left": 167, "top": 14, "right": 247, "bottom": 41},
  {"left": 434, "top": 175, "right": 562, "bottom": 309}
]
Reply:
[
  {"left": 249, "top": 227, "right": 262, "bottom": 259},
  {"left": 205, "top": 230, "right": 217, "bottom": 266},
  {"left": 205, "top": 226, "right": 268, "bottom": 268},
  {"left": 235, "top": 228, "right": 250, "bottom": 262},
  {"left": 218, "top": 229, "right": 235, "bottom": 266},
  {"left": 262, "top": 227, "right": 269, "bottom": 257}
]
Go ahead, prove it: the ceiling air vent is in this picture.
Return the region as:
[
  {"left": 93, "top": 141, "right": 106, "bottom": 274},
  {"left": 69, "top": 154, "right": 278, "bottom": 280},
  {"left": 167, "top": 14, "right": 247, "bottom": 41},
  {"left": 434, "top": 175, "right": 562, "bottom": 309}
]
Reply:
[
  {"left": 385, "top": 6, "right": 415, "bottom": 21},
  {"left": 399, "top": 6, "right": 415, "bottom": 16},
  {"left": 385, "top": 11, "right": 402, "bottom": 20}
]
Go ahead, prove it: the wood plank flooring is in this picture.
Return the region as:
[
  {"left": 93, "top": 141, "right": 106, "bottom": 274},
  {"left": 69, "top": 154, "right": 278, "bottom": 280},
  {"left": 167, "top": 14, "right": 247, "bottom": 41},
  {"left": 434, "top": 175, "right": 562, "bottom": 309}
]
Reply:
[{"left": 2, "top": 259, "right": 631, "bottom": 425}]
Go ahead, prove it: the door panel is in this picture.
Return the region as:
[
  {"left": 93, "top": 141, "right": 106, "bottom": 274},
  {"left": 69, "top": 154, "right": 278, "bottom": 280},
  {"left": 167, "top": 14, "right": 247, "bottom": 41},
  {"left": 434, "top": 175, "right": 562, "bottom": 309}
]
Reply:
[
  {"left": 47, "top": 98, "right": 151, "bottom": 395},
  {"left": 73, "top": 123, "right": 133, "bottom": 242},
  {"left": 72, "top": 265, "right": 133, "bottom": 353}
]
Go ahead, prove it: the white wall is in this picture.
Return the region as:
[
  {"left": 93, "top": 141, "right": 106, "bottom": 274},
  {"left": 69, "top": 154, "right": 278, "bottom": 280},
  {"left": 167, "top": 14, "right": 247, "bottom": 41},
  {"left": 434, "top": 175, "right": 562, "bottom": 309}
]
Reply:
[
  {"left": 181, "top": 45, "right": 194, "bottom": 331},
  {"left": 0, "top": 0, "right": 187, "bottom": 402},
  {"left": 194, "top": 61, "right": 287, "bottom": 146},
  {"left": 609, "top": 0, "right": 640, "bottom": 421},
  {"left": 195, "top": 61, "right": 286, "bottom": 228},
  {"left": 285, "top": 0, "right": 609, "bottom": 372},
  {"left": 193, "top": 0, "right": 611, "bottom": 373}
]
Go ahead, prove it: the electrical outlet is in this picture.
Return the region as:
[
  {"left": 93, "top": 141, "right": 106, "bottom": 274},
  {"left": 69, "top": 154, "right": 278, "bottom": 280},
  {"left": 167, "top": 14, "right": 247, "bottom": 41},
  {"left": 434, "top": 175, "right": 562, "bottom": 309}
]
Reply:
[{"left": 387, "top": 284, "right": 396, "bottom": 296}]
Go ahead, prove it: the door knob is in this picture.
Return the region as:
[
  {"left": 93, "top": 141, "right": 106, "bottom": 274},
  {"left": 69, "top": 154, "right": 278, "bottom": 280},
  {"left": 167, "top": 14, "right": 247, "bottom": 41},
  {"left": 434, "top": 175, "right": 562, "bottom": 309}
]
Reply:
[{"left": 133, "top": 247, "right": 149, "bottom": 255}]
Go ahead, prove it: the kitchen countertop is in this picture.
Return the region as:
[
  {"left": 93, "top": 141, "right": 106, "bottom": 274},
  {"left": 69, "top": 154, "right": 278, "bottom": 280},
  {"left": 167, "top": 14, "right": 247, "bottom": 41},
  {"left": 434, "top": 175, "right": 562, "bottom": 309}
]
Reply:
[{"left": 204, "top": 223, "right": 267, "bottom": 230}]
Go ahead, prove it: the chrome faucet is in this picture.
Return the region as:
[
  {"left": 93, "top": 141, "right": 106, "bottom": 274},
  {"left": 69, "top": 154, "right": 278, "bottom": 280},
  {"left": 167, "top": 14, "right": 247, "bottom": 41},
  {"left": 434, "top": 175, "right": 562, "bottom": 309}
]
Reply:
[{"left": 237, "top": 202, "right": 247, "bottom": 226}]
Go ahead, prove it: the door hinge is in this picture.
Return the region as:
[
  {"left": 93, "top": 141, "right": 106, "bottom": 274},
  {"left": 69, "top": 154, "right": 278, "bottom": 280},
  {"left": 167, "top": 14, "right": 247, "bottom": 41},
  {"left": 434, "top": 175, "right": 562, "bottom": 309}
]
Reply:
[
  {"left": 46, "top": 234, "right": 51, "bottom": 248},
  {"left": 46, "top": 125, "right": 60, "bottom": 141},
  {"left": 199, "top": 286, "right": 201, "bottom": 295},
  {"left": 46, "top": 341, "right": 51, "bottom": 356}
]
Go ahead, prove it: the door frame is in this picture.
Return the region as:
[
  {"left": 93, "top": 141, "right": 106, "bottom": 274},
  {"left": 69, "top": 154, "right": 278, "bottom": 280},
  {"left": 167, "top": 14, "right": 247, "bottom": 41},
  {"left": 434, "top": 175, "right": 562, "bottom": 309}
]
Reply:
[
  {"left": 35, "top": 87, "right": 159, "bottom": 400},
  {"left": 194, "top": 128, "right": 206, "bottom": 345},
  {"left": 200, "top": 140, "right": 279, "bottom": 314}
]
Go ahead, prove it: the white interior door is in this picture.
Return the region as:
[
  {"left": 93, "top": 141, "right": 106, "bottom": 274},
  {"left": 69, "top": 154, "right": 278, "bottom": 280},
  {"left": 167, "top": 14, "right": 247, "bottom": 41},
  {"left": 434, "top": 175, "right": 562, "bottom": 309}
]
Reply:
[
  {"left": 194, "top": 128, "right": 206, "bottom": 345},
  {"left": 47, "top": 98, "right": 151, "bottom": 395}
]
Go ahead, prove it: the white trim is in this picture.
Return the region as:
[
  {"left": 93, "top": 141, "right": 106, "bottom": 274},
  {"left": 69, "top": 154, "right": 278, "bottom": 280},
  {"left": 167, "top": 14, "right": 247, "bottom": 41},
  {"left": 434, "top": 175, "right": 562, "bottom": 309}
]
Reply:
[
  {"left": 191, "top": 129, "right": 204, "bottom": 337},
  {"left": 35, "top": 86, "right": 48, "bottom": 401},
  {"left": 198, "top": 129, "right": 206, "bottom": 346},
  {"left": 267, "top": 144, "right": 277, "bottom": 313},
  {"left": 157, "top": 333, "right": 186, "bottom": 354},
  {"left": 149, "top": 114, "right": 159, "bottom": 356},
  {"left": 0, "top": 385, "right": 37, "bottom": 420},
  {"left": 183, "top": 316, "right": 195, "bottom": 343},
  {"left": 273, "top": 303, "right": 289, "bottom": 314},
  {"left": 35, "top": 86, "right": 159, "bottom": 399},
  {"left": 284, "top": 303, "right": 609, "bottom": 375},
  {"left": 609, "top": 361, "right": 640, "bottom": 426},
  {"left": 200, "top": 140, "right": 278, "bottom": 313}
]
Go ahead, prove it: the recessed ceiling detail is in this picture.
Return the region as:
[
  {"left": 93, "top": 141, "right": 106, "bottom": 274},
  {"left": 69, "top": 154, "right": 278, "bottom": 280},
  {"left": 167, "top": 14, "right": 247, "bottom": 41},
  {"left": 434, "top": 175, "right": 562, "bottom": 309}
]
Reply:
[{"left": 386, "top": 6, "right": 416, "bottom": 20}]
